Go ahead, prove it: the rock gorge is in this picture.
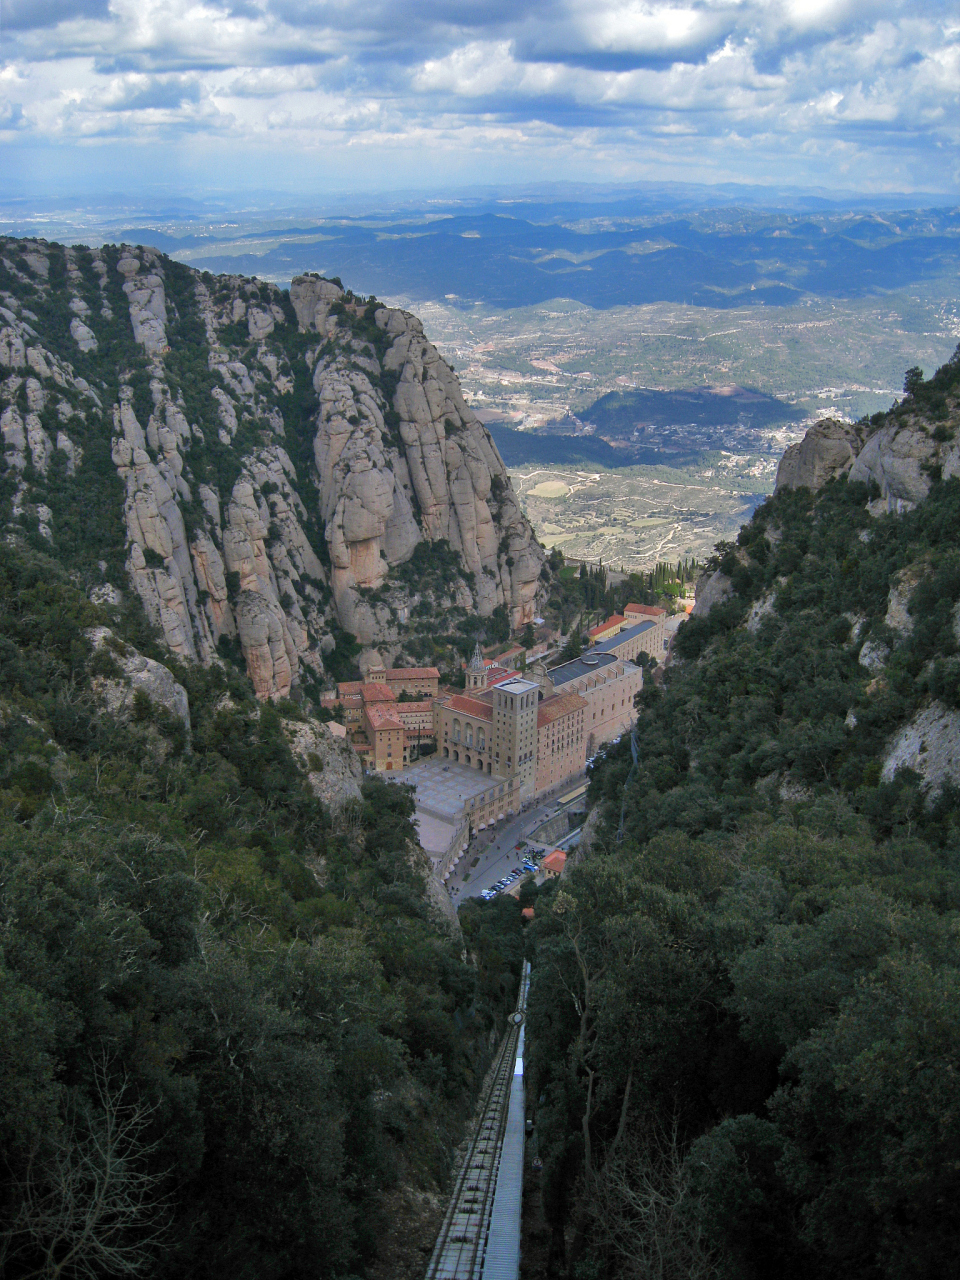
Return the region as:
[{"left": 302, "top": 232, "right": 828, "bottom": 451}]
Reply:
[{"left": 0, "top": 237, "right": 545, "bottom": 699}]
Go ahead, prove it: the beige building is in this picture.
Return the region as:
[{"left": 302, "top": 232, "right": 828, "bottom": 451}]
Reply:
[
  {"left": 337, "top": 671, "right": 437, "bottom": 770},
  {"left": 535, "top": 691, "right": 588, "bottom": 795},
  {"left": 435, "top": 646, "right": 548, "bottom": 802},
  {"left": 542, "top": 651, "right": 643, "bottom": 756},
  {"left": 365, "top": 661, "right": 440, "bottom": 698},
  {"left": 363, "top": 703, "right": 406, "bottom": 771},
  {"left": 588, "top": 605, "right": 668, "bottom": 664}
]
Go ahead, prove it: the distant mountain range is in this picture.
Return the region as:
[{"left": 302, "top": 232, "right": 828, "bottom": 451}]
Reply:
[{"left": 109, "top": 205, "right": 960, "bottom": 312}]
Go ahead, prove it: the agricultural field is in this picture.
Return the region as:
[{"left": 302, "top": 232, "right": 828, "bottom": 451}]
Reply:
[{"left": 511, "top": 460, "right": 775, "bottom": 570}]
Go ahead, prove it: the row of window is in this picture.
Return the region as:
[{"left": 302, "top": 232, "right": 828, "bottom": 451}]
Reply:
[{"left": 450, "top": 718, "right": 486, "bottom": 751}]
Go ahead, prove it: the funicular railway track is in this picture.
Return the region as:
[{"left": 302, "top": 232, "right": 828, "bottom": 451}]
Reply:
[{"left": 425, "top": 963, "right": 530, "bottom": 1280}]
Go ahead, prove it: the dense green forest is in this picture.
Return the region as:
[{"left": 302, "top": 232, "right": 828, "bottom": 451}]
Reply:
[
  {"left": 0, "top": 540, "right": 516, "bottom": 1280},
  {"left": 521, "top": 353, "right": 960, "bottom": 1279}
]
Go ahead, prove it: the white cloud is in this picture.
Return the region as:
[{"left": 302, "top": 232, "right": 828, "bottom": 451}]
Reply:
[{"left": 0, "top": 0, "right": 956, "bottom": 193}]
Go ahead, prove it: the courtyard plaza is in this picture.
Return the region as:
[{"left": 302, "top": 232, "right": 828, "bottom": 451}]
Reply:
[{"left": 384, "top": 757, "right": 519, "bottom": 865}]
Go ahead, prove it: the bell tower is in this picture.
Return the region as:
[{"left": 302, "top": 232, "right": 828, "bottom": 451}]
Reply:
[{"left": 466, "top": 640, "right": 487, "bottom": 692}]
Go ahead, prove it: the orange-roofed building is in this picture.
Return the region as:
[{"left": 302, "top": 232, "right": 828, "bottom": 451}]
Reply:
[
  {"left": 588, "top": 615, "right": 625, "bottom": 642},
  {"left": 624, "top": 603, "right": 667, "bottom": 618},
  {"left": 363, "top": 702, "right": 406, "bottom": 771},
  {"left": 384, "top": 666, "right": 440, "bottom": 697},
  {"left": 521, "top": 907, "right": 535, "bottom": 921},
  {"left": 541, "top": 849, "right": 567, "bottom": 878},
  {"left": 362, "top": 683, "right": 397, "bottom": 703}
]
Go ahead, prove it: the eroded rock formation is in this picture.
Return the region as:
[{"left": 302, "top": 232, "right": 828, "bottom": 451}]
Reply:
[
  {"left": 0, "top": 240, "right": 546, "bottom": 701},
  {"left": 775, "top": 418, "right": 869, "bottom": 492}
]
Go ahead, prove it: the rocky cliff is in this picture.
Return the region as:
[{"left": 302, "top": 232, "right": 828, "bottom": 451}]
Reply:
[
  {"left": 767, "top": 345, "right": 960, "bottom": 794},
  {"left": 0, "top": 238, "right": 545, "bottom": 699},
  {"left": 776, "top": 354, "right": 960, "bottom": 509}
]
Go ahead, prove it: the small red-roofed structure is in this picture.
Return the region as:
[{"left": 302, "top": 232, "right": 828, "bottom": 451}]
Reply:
[
  {"left": 624, "top": 603, "right": 667, "bottom": 618},
  {"left": 541, "top": 849, "right": 567, "bottom": 878},
  {"left": 588, "top": 615, "right": 625, "bottom": 641}
]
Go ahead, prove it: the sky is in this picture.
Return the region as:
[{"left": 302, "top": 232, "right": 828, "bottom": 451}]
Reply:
[{"left": 1, "top": 0, "right": 959, "bottom": 201}]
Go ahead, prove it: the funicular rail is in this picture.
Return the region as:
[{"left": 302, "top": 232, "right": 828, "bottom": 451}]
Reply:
[{"left": 425, "top": 963, "right": 530, "bottom": 1280}]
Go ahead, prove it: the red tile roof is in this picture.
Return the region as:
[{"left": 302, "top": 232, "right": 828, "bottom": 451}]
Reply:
[
  {"left": 365, "top": 704, "right": 404, "bottom": 731},
  {"left": 588, "top": 614, "right": 624, "bottom": 638},
  {"left": 542, "top": 849, "right": 567, "bottom": 874},
  {"left": 537, "top": 691, "right": 588, "bottom": 728},
  {"left": 444, "top": 694, "right": 494, "bottom": 720},
  {"left": 385, "top": 666, "right": 440, "bottom": 680},
  {"left": 362, "top": 683, "right": 397, "bottom": 702},
  {"left": 486, "top": 667, "right": 515, "bottom": 686},
  {"left": 625, "top": 603, "right": 666, "bottom": 617}
]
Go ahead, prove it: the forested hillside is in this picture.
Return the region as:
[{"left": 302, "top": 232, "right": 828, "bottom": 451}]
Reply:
[
  {"left": 522, "top": 350, "right": 960, "bottom": 1279},
  {"left": 0, "top": 537, "right": 518, "bottom": 1280}
]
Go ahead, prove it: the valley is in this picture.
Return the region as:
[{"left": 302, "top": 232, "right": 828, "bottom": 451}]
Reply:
[
  {"left": 1, "top": 214, "right": 960, "bottom": 1280},
  {"left": 511, "top": 461, "right": 771, "bottom": 569},
  {"left": 405, "top": 287, "right": 960, "bottom": 429}
]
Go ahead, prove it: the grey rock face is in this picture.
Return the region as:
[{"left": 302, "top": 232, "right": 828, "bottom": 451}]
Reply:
[
  {"left": 691, "top": 571, "right": 732, "bottom": 618},
  {"left": 304, "top": 294, "right": 544, "bottom": 642},
  {"left": 283, "top": 717, "right": 363, "bottom": 810},
  {"left": 86, "top": 627, "right": 191, "bottom": 732},
  {"left": 848, "top": 420, "right": 937, "bottom": 507},
  {"left": 884, "top": 566, "right": 924, "bottom": 642},
  {"left": 859, "top": 639, "right": 890, "bottom": 672},
  {"left": 775, "top": 418, "right": 869, "bottom": 492},
  {"left": 745, "top": 591, "right": 776, "bottom": 633},
  {"left": 882, "top": 701, "right": 960, "bottom": 796},
  {"left": 70, "top": 317, "right": 98, "bottom": 352},
  {"left": 0, "top": 238, "right": 547, "bottom": 702}
]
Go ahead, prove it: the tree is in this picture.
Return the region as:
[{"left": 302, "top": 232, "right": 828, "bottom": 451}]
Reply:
[
  {"left": 559, "top": 633, "right": 583, "bottom": 662},
  {"left": 1, "top": 1058, "right": 170, "bottom": 1280},
  {"left": 589, "top": 1119, "right": 718, "bottom": 1280},
  {"left": 903, "top": 366, "right": 924, "bottom": 396}
]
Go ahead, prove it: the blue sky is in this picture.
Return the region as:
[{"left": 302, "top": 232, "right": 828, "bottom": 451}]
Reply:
[{"left": 1, "top": 0, "right": 958, "bottom": 199}]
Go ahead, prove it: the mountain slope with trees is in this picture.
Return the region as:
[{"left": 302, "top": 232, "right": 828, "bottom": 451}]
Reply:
[
  {"left": 521, "top": 348, "right": 960, "bottom": 1280},
  {"left": 0, "top": 533, "right": 525, "bottom": 1280},
  {"left": 0, "top": 237, "right": 535, "bottom": 1275}
]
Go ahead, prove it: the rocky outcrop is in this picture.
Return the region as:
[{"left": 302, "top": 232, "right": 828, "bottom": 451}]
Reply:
[
  {"left": 86, "top": 627, "right": 191, "bottom": 733},
  {"left": 117, "top": 251, "right": 168, "bottom": 355},
  {"left": 882, "top": 701, "right": 960, "bottom": 795},
  {"left": 692, "top": 570, "right": 733, "bottom": 618},
  {"left": 0, "top": 237, "right": 546, "bottom": 701},
  {"left": 858, "top": 639, "right": 890, "bottom": 673},
  {"left": 305, "top": 291, "right": 544, "bottom": 641},
  {"left": 745, "top": 591, "right": 776, "bottom": 634},
  {"left": 775, "top": 418, "right": 869, "bottom": 492},
  {"left": 848, "top": 420, "right": 938, "bottom": 509},
  {"left": 283, "top": 716, "right": 363, "bottom": 810},
  {"left": 885, "top": 566, "right": 925, "bottom": 642}
]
